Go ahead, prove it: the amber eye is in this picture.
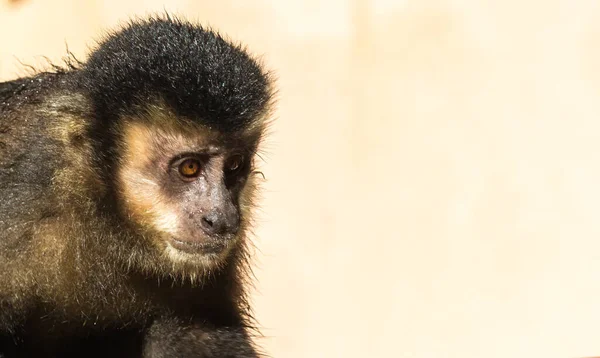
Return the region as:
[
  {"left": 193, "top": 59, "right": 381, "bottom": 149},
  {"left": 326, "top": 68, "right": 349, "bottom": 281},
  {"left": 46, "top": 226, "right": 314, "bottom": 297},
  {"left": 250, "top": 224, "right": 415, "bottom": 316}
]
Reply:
[
  {"left": 178, "top": 159, "right": 201, "bottom": 179},
  {"left": 226, "top": 154, "right": 244, "bottom": 173}
]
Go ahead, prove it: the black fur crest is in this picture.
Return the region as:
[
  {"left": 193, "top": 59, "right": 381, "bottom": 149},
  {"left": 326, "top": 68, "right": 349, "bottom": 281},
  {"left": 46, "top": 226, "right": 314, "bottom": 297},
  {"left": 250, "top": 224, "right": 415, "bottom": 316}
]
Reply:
[{"left": 79, "top": 16, "right": 271, "bottom": 132}]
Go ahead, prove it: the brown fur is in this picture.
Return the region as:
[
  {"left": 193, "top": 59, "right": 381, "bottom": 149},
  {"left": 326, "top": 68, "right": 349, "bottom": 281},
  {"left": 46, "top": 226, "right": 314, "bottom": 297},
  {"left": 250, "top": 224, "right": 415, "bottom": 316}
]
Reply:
[
  {"left": 0, "top": 16, "right": 274, "bottom": 357},
  {"left": 0, "top": 81, "right": 270, "bottom": 358}
]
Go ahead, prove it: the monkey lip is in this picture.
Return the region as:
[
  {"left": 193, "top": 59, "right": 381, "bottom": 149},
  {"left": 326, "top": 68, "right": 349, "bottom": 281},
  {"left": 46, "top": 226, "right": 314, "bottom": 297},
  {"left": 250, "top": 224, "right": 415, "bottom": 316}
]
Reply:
[{"left": 169, "top": 238, "right": 229, "bottom": 255}]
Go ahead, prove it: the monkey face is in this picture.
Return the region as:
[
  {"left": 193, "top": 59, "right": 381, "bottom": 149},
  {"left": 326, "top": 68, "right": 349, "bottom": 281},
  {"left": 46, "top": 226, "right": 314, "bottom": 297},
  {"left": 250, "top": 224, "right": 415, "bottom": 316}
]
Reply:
[{"left": 115, "top": 108, "right": 259, "bottom": 268}]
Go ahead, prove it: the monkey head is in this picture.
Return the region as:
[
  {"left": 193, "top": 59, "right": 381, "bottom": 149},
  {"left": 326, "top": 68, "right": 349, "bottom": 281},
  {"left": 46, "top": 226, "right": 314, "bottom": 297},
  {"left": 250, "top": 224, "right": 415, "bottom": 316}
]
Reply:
[{"left": 74, "top": 17, "right": 272, "bottom": 272}]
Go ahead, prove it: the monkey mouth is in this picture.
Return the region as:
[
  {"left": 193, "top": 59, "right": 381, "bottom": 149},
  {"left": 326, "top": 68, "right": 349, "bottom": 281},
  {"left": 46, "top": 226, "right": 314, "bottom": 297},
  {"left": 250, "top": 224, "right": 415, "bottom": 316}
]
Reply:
[{"left": 169, "top": 238, "right": 229, "bottom": 255}]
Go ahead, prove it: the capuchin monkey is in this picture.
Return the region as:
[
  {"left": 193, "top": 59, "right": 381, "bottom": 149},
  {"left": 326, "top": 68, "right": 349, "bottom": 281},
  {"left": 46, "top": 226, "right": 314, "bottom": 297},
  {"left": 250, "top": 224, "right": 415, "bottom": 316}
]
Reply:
[{"left": 0, "top": 15, "right": 273, "bottom": 358}]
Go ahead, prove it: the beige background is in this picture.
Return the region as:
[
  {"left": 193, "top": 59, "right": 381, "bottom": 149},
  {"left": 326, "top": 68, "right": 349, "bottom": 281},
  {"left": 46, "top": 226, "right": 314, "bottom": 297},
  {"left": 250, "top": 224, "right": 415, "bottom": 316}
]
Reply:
[{"left": 2, "top": 0, "right": 600, "bottom": 357}]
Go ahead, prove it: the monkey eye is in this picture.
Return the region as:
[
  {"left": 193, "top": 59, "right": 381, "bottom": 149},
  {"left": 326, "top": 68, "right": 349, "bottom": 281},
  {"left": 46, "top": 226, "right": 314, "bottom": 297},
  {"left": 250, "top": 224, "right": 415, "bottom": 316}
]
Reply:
[
  {"left": 178, "top": 158, "right": 202, "bottom": 180},
  {"left": 225, "top": 154, "right": 244, "bottom": 174}
]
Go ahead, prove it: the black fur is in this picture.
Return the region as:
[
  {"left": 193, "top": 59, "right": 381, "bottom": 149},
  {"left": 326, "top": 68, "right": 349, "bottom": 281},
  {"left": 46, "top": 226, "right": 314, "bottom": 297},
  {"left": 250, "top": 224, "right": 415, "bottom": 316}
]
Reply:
[
  {"left": 0, "top": 16, "right": 271, "bottom": 358},
  {"left": 79, "top": 16, "right": 270, "bottom": 133}
]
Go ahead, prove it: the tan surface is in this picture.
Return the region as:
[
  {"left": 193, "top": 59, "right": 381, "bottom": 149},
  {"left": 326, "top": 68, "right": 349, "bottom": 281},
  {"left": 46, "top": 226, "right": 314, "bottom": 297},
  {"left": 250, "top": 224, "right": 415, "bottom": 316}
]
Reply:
[{"left": 2, "top": 0, "right": 600, "bottom": 357}]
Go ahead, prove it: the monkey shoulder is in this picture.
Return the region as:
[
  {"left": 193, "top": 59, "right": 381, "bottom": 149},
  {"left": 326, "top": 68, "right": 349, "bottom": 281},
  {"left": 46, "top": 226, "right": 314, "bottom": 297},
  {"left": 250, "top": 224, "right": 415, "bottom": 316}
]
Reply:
[{"left": 0, "top": 72, "right": 76, "bottom": 258}]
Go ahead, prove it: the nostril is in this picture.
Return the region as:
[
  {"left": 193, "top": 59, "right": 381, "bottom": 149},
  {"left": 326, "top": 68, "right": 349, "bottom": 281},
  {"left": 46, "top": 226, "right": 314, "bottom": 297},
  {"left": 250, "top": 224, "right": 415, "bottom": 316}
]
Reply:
[
  {"left": 201, "top": 212, "right": 224, "bottom": 234},
  {"left": 200, "top": 211, "right": 238, "bottom": 235},
  {"left": 202, "top": 216, "right": 215, "bottom": 228}
]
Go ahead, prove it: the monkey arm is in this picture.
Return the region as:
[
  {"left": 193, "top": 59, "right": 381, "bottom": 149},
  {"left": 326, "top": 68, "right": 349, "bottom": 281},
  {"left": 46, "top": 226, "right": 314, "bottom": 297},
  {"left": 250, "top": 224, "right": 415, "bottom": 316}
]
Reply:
[{"left": 142, "top": 316, "right": 259, "bottom": 358}]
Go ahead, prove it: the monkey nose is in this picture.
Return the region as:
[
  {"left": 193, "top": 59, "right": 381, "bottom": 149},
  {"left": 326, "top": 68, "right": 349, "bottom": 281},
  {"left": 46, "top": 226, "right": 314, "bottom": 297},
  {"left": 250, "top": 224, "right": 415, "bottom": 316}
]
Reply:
[{"left": 200, "top": 210, "right": 240, "bottom": 236}]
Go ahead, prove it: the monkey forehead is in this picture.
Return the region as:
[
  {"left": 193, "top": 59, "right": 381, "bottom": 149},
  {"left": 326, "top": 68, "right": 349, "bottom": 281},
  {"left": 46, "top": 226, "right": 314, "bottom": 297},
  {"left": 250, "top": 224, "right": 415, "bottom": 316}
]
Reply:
[
  {"left": 117, "top": 105, "right": 261, "bottom": 160},
  {"left": 120, "top": 120, "right": 216, "bottom": 158}
]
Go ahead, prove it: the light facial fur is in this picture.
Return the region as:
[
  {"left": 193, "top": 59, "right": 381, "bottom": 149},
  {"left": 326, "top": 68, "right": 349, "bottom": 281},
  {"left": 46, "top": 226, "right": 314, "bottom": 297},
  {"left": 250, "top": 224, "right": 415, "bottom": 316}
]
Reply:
[{"left": 116, "top": 104, "right": 263, "bottom": 271}]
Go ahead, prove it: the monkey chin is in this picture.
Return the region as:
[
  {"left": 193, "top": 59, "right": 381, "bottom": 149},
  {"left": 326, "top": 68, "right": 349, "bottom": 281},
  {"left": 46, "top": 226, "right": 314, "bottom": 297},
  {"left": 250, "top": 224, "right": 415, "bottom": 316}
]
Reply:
[{"left": 163, "top": 236, "right": 237, "bottom": 269}]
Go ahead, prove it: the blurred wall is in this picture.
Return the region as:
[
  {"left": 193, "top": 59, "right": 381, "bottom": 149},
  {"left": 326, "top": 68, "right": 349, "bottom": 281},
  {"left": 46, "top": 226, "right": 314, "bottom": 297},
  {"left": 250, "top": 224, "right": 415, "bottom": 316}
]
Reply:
[{"left": 2, "top": 0, "right": 600, "bottom": 357}]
